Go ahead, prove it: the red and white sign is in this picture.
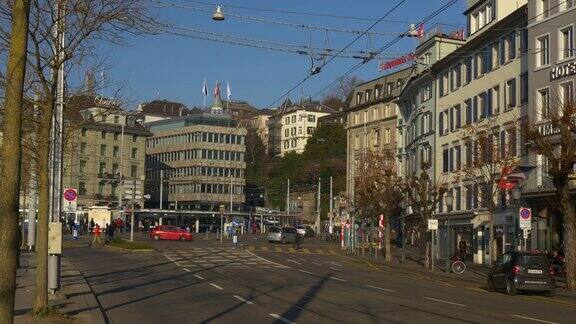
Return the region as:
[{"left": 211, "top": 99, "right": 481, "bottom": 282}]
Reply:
[
  {"left": 448, "top": 29, "right": 465, "bottom": 40},
  {"left": 63, "top": 188, "right": 77, "bottom": 202},
  {"left": 379, "top": 53, "right": 416, "bottom": 71},
  {"left": 519, "top": 207, "right": 532, "bottom": 229}
]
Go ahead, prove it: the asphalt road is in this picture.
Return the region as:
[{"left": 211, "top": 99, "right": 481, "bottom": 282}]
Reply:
[{"left": 64, "top": 234, "right": 576, "bottom": 324}]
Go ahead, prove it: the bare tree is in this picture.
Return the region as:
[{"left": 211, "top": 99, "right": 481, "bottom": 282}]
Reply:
[
  {"left": 399, "top": 166, "right": 447, "bottom": 271},
  {"left": 323, "top": 75, "right": 362, "bottom": 110},
  {"left": 0, "top": 1, "right": 30, "bottom": 322},
  {"left": 0, "top": 0, "right": 155, "bottom": 310},
  {"left": 454, "top": 119, "right": 521, "bottom": 264},
  {"left": 354, "top": 150, "right": 400, "bottom": 261},
  {"left": 524, "top": 96, "right": 576, "bottom": 289}
]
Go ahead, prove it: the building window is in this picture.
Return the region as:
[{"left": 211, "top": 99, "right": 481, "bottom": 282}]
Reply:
[
  {"left": 114, "top": 132, "right": 120, "bottom": 140},
  {"left": 520, "top": 73, "right": 528, "bottom": 104},
  {"left": 506, "top": 32, "right": 516, "bottom": 61},
  {"left": 100, "top": 144, "right": 106, "bottom": 156},
  {"left": 356, "top": 92, "right": 362, "bottom": 105},
  {"left": 374, "top": 129, "right": 381, "bottom": 147},
  {"left": 292, "top": 115, "right": 296, "bottom": 123},
  {"left": 99, "top": 162, "right": 106, "bottom": 176},
  {"left": 491, "top": 86, "right": 500, "bottom": 114},
  {"left": 284, "top": 141, "right": 289, "bottom": 149},
  {"left": 101, "top": 131, "right": 106, "bottom": 139},
  {"left": 375, "top": 85, "right": 382, "bottom": 98},
  {"left": 440, "top": 72, "right": 449, "bottom": 96},
  {"left": 298, "top": 126, "right": 302, "bottom": 134},
  {"left": 442, "top": 146, "right": 449, "bottom": 173},
  {"left": 422, "top": 83, "right": 432, "bottom": 102},
  {"left": 291, "top": 127, "right": 296, "bottom": 136},
  {"left": 537, "top": 88, "right": 550, "bottom": 120},
  {"left": 131, "top": 148, "right": 137, "bottom": 159},
  {"left": 113, "top": 146, "right": 119, "bottom": 157},
  {"left": 114, "top": 116, "right": 119, "bottom": 124},
  {"left": 561, "top": 0, "right": 574, "bottom": 10},
  {"left": 505, "top": 78, "right": 516, "bottom": 109},
  {"left": 130, "top": 165, "right": 137, "bottom": 178},
  {"left": 284, "top": 129, "right": 289, "bottom": 138},
  {"left": 536, "top": 35, "right": 550, "bottom": 67},
  {"left": 308, "top": 115, "right": 316, "bottom": 122},
  {"left": 560, "top": 26, "right": 574, "bottom": 60},
  {"left": 132, "top": 135, "right": 137, "bottom": 143},
  {"left": 465, "top": 57, "right": 472, "bottom": 84},
  {"left": 98, "top": 182, "right": 105, "bottom": 196},
  {"left": 81, "top": 129, "right": 87, "bottom": 137},
  {"left": 80, "top": 142, "right": 87, "bottom": 154},
  {"left": 285, "top": 117, "right": 290, "bottom": 125},
  {"left": 307, "top": 127, "right": 315, "bottom": 135},
  {"left": 385, "top": 128, "right": 391, "bottom": 144},
  {"left": 365, "top": 89, "right": 372, "bottom": 101},
  {"left": 79, "top": 182, "right": 87, "bottom": 196},
  {"left": 79, "top": 160, "right": 86, "bottom": 174},
  {"left": 291, "top": 139, "right": 297, "bottom": 148},
  {"left": 355, "top": 135, "right": 360, "bottom": 150},
  {"left": 386, "top": 82, "right": 393, "bottom": 94},
  {"left": 560, "top": 81, "right": 574, "bottom": 113},
  {"left": 537, "top": 0, "right": 550, "bottom": 20},
  {"left": 112, "top": 163, "right": 118, "bottom": 175}
]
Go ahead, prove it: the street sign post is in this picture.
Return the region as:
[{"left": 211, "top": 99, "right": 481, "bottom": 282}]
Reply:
[
  {"left": 63, "top": 188, "right": 77, "bottom": 213},
  {"left": 427, "top": 219, "right": 438, "bottom": 230}
]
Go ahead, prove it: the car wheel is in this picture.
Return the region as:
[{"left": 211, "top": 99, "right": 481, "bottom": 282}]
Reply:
[
  {"left": 545, "top": 289, "right": 555, "bottom": 297},
  {"left": 487, "top": 277, "right": 495, "bottom": 292},
  {"left": 153, "top": 235, "right": 160, "bottom": 241},
  {"left": 179, "top": 236, "right": 185, "bottom": 241},
  {"left": 506, "top": 280, "right": 517, "bottom": 296},
  {"left": 282, "top": 237, "right": 286, "bottom": 244}
]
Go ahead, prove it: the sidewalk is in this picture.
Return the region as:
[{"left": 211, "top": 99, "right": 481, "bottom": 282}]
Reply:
[{"left": 14, "top": 250, "right": 105, "bottom": 323}]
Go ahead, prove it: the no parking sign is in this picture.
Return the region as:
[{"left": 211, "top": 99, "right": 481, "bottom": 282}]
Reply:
[{"left": 519, "top": 207, "right": 532, "bottom": 229}]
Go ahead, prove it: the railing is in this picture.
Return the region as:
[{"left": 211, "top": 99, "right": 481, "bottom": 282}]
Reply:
[{"left": 418, "top": 24, "right": 466, "bottom": 46}]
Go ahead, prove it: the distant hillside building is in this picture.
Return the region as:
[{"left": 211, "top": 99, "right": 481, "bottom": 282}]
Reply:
[
  {"left": 268, "top": 99, "right": 337, "bottom": 156},
  {"left": 137, "top": 99, "right": 189, "bottom": 123}
]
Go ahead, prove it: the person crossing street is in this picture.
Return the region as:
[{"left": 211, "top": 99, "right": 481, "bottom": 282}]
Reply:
[{"left": 91, "top": 224, "right": 102, "bottom": 245}]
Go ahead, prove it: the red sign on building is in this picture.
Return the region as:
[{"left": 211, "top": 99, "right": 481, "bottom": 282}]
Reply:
[{"left": 378, "top": 53, "right": 416, "bottom": 72}]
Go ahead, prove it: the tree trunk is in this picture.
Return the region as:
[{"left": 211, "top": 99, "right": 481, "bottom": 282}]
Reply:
[
  {"left": 384, "top": 222, "right": 391, "bottom": 262},
  {"left": 34, "top": 103, "right": 53, "bottom": 310},
  {"left": 0, "top": 1, "right": 31, "bottom": 322},
  {"left": 559, "top": 185, "right": 576, "bottom": 289}
]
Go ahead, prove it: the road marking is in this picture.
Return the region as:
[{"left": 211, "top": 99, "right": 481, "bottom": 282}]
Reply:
[
  {"left": 209, "top": 283, "right": 224, "bottom": 290},
  {"left": 261, "top": 246, "right": 269, "bottom": 251},
  {"left": 233, "top": 295, "right": 254, "bottom": 305},
  {"left": 194, "top": 274, "right": 204, "bottom": 280},
  {"left": 312, "top": 262, "right": 322, "bottom": 266},
  {"left": 288, "top": 248, "right": 297, "bottom": 253},
  {"left": 511, "top": 315, "right": 559, "bottom": 324},
  {"left": 182, "top": 268, "right": 191, "bottom": 273},
  {"left": 299, "top": 258, "right": 306, "bottom": 262},
  {"left": 275, "top": 247, "right": 283, "bottom": 252},
  {"left": 270, "top": 314, "right": 296, "bottom": 324},
  {"left": 423, "top": 297, "right": 466, "bottom": 307},
  {"left": 329, "top": 276, "right": 347, "bottom": 282},
  {"left": 329, "top": 267, "right": 341, "bottom": 272},
  {"left": 287, "top": 259, "right": 301, "bottom": 265},
  {"left": 302, "top": 249, "right": 311, "bottom": 254},
  {"left": 366, "top": 285, "right": 394, "bottom": 292},
  {"left": 299, "top": 269, "right": 314, "bottom": 275}
]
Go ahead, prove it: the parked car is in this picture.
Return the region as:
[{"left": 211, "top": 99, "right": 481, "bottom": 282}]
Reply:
[
  {"left": 267, "top": 226, "right": 297, "bottom": 244},
  {"left": 295, "top": 225, "right": 315, "bottom": 237},
  {"left": 487, "top": 251, "right": 555, "bottom": 296},
  {"left": 150, "top": 225, "right": 193, "bottom": 241}
]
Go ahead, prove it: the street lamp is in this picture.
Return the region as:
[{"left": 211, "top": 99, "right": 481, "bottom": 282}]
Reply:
[
  {"left": 212, "top": 5, "right": 225, "bottom": 21},
  {"left": 444, "top": 192, "right": 454, "bottom": 273},
  {"left": 399, "top": 200, "right": 409, "bottom": 265}
]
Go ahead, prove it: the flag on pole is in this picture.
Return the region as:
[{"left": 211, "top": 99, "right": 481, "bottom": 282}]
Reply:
[
  {"left": 214, "top": 81, "right": 221, "bottom": 97},
  {"left": 226, "top": 82, "right": 232, "bottom": 100},
  {"left": 202, "top": 79, "right": 208, "bottom": 96}
]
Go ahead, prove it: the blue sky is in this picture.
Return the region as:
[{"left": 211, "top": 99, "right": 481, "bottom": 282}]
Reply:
[{"left": 95, "top": 0, "right": 466, "bottom": 109}]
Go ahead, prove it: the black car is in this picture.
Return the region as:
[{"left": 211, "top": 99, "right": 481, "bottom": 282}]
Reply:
[{"left": 487, "top": 251, "right": 555, "bottom": 296}]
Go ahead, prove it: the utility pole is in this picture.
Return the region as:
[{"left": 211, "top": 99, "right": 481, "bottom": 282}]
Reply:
[
  {"left": 329, "top": 176, "right": 333, "bottom": 234},
  {"left": 229, "top": 173, "right": 233, "bottom": 213},
  {"left": 159, "top": 170, "right": 164, "bottom": 210},
  {"left": 316, "top": 177, "right": 321, "bottom": 235},
  {"left": 286, "top": 179, "right": 290, "bottom": 216},
  {"left": 118, "top": 123, "right": 124, "bottom": 208},
  {"left": 130, "top": 179, "right": 136, "bottom": 242}
]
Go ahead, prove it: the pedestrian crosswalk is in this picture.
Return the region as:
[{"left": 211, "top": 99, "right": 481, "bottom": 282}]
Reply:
[
  {"left": 246, "top": 245, "right": 340, "bottom": 255},
  {"left": 162, "top": 247, "right": 289, "bottom": 269}
]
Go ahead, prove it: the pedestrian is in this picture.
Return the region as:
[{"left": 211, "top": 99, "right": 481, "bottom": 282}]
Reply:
[
  {"left": 91, "top": 224, "right": 102, "bottom": 245},
  {"left": 294, "top": 232, "right": 302, "bottom": 250},
  {"left": 17, "top": 225, "right": 23, "bottom": 268},
  {"left": 186, "top": 225, "right": 191, "bottom": 233},
  {"left": 458, "top": 237, "right": 467, "bottom": 258},
  {"left": 89, "top": 218, "right": 95, "bottom": 232}
]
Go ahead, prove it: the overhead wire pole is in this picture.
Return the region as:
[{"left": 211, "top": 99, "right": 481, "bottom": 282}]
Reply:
[{"left": 317, "top": 177, "right": 321, "bottom": 236}]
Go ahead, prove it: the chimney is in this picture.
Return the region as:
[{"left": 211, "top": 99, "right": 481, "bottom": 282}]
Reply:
[{"left": 85, "top": 70, "right": 95, "bottom": 96}]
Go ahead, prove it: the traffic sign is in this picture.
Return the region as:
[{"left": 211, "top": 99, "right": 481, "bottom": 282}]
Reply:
[
  {"left": 519, "top": 207, "right": 532, "bottom": 229},
  {"left": 63, "top": 188, "right": 77, "bottom": 202},
  {"left": 427, "top": 219, "right": 438, "bottom": 230}
]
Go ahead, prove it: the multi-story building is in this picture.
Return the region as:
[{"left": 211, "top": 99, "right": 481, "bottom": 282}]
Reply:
[
  {"left": 253, "top": 109, "right": 273, "bottom": 152},
  {"left": 398, "top": 27, "right": 465, "bottom": 181},
  {"left": 317, "top": 110, "right": 347, "bottom": 127},
  {"left": 432, "top": 0, "right": 528, "bottom": 264},
  {"left": 145, "top": 96, "right": 247, "bottom": 211},
  {"left": 63, "top": 95, "right": 150, "bottom": 209},
  {"left": 268, "top": 99, "right": 336, "bottom": 156},
  {"left": 345, "top": 67, "right": 413, "bottom": 202},
  {"left": 524, "top": 0, "right": 575, "bottom": 251},
  {"left": 137, "top": 99, "right": 189, "bottom": 124}
]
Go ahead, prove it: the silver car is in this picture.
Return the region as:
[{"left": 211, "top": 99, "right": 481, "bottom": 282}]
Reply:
[{"left": 267, "top": 226, "right": 297, "bottom": 244}]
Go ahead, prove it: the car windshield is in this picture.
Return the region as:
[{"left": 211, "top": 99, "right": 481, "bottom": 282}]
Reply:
[
  {"left": 518, "top": 254, "right": 548, "bottom": 268},
  {"left": 282, "top": 227, "right": 293, "bottom": 233},
  {"left": 268, "top": 227, "right": 281, "bottom": 233}
]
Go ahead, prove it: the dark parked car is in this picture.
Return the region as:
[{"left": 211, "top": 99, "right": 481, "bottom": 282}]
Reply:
[{"left": 487, "top": 251, "right": 555, "bottom": 296}]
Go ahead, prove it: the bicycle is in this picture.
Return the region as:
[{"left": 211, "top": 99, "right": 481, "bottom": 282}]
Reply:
[{"left": 451, "top": 251, "right": 466, "bottom": 274}]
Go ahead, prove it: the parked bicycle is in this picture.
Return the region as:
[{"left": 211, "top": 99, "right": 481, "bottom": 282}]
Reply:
[{"left": 451, "top": 251, "right": 466, "bottom": 274}]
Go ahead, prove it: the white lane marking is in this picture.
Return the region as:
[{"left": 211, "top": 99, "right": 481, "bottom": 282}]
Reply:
[
  {"left": 270, "top": 313, "right": 296, "bottom": 324},
  {"left": 423, "top": 297, "right": 466, "bottom": 307},
  {"left": 329, "top": 267, "right": 341, "bottom": 272},
  {"left": 299, "top": 258, "right": 306, "bottom": 261},
  {"left": 366, "top": 285, "right": 394, "bottom": 292},
  {"left": 511, "top": 315, "right": 559, "bottom": 324},
  {"left": 329, "top": 276, "right": 347, "bottom": 282},
  {"left": 299, "top": 269, "right": 314, "bottom": 275},
  {"left": 233, "top": 295, "right": 254, "bottom": 305},
  {"left": 182, "top": 268, "right": 191, "bottom": 273},
  {"left": 246, "top": 250, "right": 290, "bottom": 269},
  {"left": 209, "top": 283, "right": 224, "bottom": 290},
  {"left": 194, "top": 274, "right": 204, "bottom": 280},
  {"left": 312, "top": 262, "right": 322, "bottom": 266},
  {"left": 287, "top": 259, "right": 301, "bottom": 265}
]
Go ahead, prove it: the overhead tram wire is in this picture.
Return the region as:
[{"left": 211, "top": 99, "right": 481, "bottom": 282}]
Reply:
[
  {"left": 155, "top": 1, "right": 404, "bottom": 36},
  {"left": 265, "top": 0, "right": 410, "bottom": 109},
  {"left": 310, "top": 0, "right": 460, "bottom": 101}
]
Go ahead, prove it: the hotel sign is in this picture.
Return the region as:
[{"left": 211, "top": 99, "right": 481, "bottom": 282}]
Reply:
[
  {"left": 550, "top": 60, "right": 576, "bottom": 81},
  {"left": 379, "top": 53, "right": 416, "bottom": 72}
]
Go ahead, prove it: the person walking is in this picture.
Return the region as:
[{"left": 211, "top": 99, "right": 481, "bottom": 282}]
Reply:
[
  {"left": 294, "top": 232, "right": 302, "bottom": 250},
  {"left": 89, "top": 218, "right": 95, "bottom": 232},
  {"left": 458, "top": 237, "right": 467, "bottom": 259},
  {"left": 91, "top": 224, "right": 102, "bottom": 245}
]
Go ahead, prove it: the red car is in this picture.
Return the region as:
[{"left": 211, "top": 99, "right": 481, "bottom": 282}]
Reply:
[{"left": 150, "top": 226, "right": 192, "bottom": 241}]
